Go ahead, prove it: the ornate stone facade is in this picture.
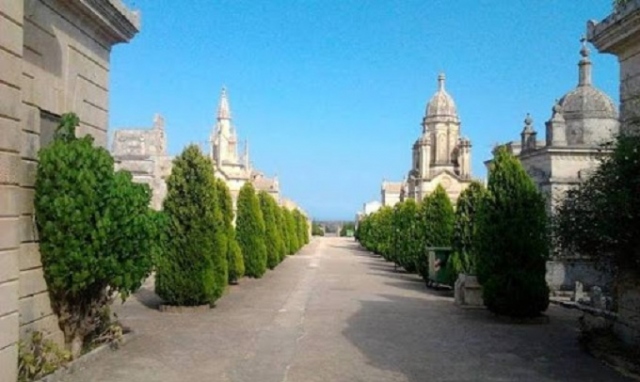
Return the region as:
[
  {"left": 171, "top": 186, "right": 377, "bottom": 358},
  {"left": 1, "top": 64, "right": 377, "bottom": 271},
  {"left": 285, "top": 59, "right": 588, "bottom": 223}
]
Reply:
[
  {"left": 0, "top": 0, "right": 139, "bottom": 378},
  {"left": 210, "top": 88, "right": 280, "bottom": 207},
  {"left": 489, "top": 41, "right": 620, "bottom": 292},
  {"left": 112, "top": 114, "right": 172, "bottom": 210},
  {"left": 383, "top": 74, "right": 474, "bottom": 206}
]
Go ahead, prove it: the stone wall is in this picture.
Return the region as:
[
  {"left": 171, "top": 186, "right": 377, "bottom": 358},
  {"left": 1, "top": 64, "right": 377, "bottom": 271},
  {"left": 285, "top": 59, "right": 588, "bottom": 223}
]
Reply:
[
  {"left": 589, "top": 0, "right": 640, "bottom": 346},
  {"left": 112, "top": 115, "right": 172, "bottom": 210},
  {"left": 0, "top": 0, "right": 139, "bottom": 378}
]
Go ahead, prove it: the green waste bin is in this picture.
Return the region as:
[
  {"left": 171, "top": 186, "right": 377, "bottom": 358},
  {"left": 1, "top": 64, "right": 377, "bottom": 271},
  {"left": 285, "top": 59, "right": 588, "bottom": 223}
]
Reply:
[{"left": 426, "top": 247, "right": 452, "bottom": 288}]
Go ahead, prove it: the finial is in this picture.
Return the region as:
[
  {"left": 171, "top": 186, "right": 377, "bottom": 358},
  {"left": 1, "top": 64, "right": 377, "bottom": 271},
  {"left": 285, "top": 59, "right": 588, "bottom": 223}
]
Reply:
[
  {"left": 580, "top": 36, "right": 590, "bottom": 59},
  {"left": 552, "top": 99, "right": 562, "bottom": 115},
  {"left": 217, "top": 86, "right": 231, "bottom": 120},
  {"left": 524, "top": 113, "right": 533, "bottom": 127},
  {"left": 438, "top": 73, "right": 446, "bottom": 91}
]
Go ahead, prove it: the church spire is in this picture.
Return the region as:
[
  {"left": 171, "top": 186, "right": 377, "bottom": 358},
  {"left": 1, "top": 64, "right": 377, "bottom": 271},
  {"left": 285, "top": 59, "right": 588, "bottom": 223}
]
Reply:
[
  {"left": 217, "top": 86, "right": 231, "bottom": 120},
  {"left": 578, "top": 37, "right": 592, "bottom": 87}
]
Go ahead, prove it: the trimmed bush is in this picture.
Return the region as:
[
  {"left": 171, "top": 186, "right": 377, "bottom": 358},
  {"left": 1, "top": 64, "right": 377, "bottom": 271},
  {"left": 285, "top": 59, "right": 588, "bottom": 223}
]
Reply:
[
  {"left": 312, "top": 221, "right": 325, "bottom": 236},
  {"left": 284, "top": 208, "right": 300, "bottom": 254},
  {"left": 391, "top": 199, "right": 422, "bottom": 273},
  {"left": 450, "top": 181, "right": 487, "bottom": 275},
  {"left": 259, "top": 191, "right": 283, "bottom": 269},
  {"left": 216, "top": 179, "right": 245, "bottom": 283},
  {"left": 476, "top": 147, "right": 549, "bottom": 317},
  {"left": 279, "top": 207, "right": 292, "bottom": 257},
  {"left": 236, "top": 183, "right": 268, "bottom": 277},
  {"left": 35, "top": 113, "right": 156, "bottom": 356},
  {"left": 416, "top": 185, "right": 454, "bottom": 281},
  {"left": 293, "top": 209, "right": 308, "bottom": 248},
  {"left": 155, "top": 144, "right": 227, "bottom": 306}
]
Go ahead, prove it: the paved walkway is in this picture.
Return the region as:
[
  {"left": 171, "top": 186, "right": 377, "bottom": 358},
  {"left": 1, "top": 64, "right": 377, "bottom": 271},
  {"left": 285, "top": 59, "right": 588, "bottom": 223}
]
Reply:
[{"left": 61, "top": 237, "right": 629, "bottom": 382}]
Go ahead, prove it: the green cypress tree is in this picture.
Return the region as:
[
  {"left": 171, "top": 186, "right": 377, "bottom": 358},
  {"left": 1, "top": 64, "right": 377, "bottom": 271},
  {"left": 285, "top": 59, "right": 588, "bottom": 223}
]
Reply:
[
  {"left": 259, "top": 191, "right": 282, "bottom": 269},
  {"left": 416, "top": 185, "right": 454, "bottom": 281},
  {"left": 450, "top": 181, "right": 487, "bottom": 275},
  {"left": 391, "top": 199, "right": 421, "bottom": 273},
  {"left": 292, "top": 209, "right": 306, "bottom": 249},
  {"left": 155, "top": 144, "right": 227, "bottom": 306},
  {"left": 476, "top": 147, "right": 549, "bottom": 317},
  {"left": 274, "top": 204, "right": 289, "bottom": 261},
  {"left": 278, "top": 206, "right": 291, "bottom": 257},
  {"left": 236, "top": 183, "right": 268, "bottom": 277},
  {"left": 285, "top": 208, "right": 300, "bottom": 254},
  {"left": 216, "top": 179, "right": 245, "bottom": 283}
]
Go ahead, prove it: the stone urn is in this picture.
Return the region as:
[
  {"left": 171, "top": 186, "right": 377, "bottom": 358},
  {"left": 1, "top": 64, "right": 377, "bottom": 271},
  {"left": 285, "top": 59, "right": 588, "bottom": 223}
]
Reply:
[{"left": 454, "top": 273, "right": 484, "bottom": 307}]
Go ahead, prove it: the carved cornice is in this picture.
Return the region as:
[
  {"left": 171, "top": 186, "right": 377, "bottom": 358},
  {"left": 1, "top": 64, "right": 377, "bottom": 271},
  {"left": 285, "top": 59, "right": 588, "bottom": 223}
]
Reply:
[
  {"left": 63, "top": 0, "right": 141, "bottom": 45},
  {"left": 588, "top": 0, "right": 640, "bottom": 56}
]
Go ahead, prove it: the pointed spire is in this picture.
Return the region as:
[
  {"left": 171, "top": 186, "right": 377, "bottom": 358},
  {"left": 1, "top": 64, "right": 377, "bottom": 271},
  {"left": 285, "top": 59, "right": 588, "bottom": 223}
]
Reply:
[
  {"left": 578, "top": 36, "right": 592, "bottom": 87},
  {"left": 437, "top": 73, "right": 446, "bottom": 91},
  {"left": 217, "top": 86, "right": 231, "bottom": 120}
]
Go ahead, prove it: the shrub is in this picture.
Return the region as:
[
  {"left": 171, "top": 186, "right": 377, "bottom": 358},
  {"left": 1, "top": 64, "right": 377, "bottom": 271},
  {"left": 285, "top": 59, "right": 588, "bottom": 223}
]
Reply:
[
  {"left": 416, "top": 185, "right": 455, "bottom": 281},
  {"left": 236, "top": 183, "right": 268, "bottom": 277},
  {"left": 391, "top": 199, "right": 422, "bottom": 273},
  {"left": 293, "top": 209, "right": 308, "bottom": 247},
  {"left": 35, "top": 113, "right": 156, "bottom": 356},
  {"left": 18, "top": 332, "right": 72, "bottom": 381},
  {"left": 155, "top": 144, "right": 227, "bottom": 306},
  {"left": 312, "top": 221, "right": 325, "bottom": 236},
  {"left": 216, "top": 179, "right": 245, "bottom": 283},
  {"left": 284, "top": 208, "right": 300, "bottom": 254},
  {"left": 259, "top": 191, "right": 283, "bottom": 269},
  {"left": 340, "top": 222, "right": 356, "bottom": 237},
  {"left": 554, "top": 134, "right": 640, "bottom": 277},
  {"left": 450, "top": 181, "right": 487, "bottom": 275},
  {"left": 476, "top": 147, "right": 549, "bottom": 317},
  {"left": 278, "top": 207, "right": 292, "bottom": 257}
]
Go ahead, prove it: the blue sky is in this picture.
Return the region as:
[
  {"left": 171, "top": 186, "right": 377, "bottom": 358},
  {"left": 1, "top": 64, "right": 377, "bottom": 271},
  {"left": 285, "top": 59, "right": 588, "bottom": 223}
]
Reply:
[{"left": 110, "top": 1, "right": 619, "bottom": 221}]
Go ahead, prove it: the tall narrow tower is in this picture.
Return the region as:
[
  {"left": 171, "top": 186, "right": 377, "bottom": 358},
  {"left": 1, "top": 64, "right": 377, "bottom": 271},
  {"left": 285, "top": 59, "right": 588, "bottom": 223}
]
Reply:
[{"left": 211, "top": 87, "right": 239, "bottom": 166}]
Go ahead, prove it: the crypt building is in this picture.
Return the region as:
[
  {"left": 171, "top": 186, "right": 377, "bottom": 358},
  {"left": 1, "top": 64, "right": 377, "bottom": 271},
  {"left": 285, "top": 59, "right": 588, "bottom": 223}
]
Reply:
[
  {"left": 382, "top": 74, "right": 474, "bottom": 206},
  {"left": 491, "top": 40, "right": 619, "bottom": 291}
]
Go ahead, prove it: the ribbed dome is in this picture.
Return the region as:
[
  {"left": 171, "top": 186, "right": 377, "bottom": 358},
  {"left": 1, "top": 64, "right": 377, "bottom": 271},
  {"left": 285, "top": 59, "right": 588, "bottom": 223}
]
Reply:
[
  {"left": 425, "top": 74, "right": 458, "bottom": 120},
  {"left": 558, "top": 86, "right": 618, "bottom": 121}
]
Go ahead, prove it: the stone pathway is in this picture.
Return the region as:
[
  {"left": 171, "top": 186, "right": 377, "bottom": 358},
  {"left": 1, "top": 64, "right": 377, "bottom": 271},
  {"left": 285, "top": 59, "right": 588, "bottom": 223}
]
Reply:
[{"left": 60, "top": 237, "right": 630, "bottom": 382}]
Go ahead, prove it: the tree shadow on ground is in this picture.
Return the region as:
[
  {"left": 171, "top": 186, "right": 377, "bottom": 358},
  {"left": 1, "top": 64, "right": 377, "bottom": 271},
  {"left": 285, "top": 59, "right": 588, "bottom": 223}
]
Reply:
[
  {"left": 133, "top": 283, "right": 164, "bottom": 310},
  {"left": 342, "top": 291, "right": 631, "bottom": 382}
]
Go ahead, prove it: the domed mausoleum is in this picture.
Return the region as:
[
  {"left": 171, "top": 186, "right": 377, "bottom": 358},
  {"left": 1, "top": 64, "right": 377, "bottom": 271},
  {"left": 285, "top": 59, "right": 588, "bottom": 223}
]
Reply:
[
  {"left": 381, "top": 74, "right": 473, "bottom": 206},
  {"left": 488, "top": 40, "right": 619, "bottom": 291}
]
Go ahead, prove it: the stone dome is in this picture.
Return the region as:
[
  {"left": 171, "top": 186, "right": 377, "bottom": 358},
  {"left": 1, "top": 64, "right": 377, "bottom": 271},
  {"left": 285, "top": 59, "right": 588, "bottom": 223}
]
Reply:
[
  {"left": 425, "top": 73, "right": 459, "bottom": 121},
  {"left": 558, "top": 85, "right": 618, "bottom": 121},
  {"left": 553, "top": 40, "right": 619, "bottom": 146}
]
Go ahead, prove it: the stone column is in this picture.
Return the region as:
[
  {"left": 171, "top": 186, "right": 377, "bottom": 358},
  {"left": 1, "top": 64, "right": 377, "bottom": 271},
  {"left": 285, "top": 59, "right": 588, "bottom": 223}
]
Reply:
[
  {"left": 0, "top": 2, "right": 24, "bottom": 380},
  {"left": 588, "top": 1, "right": 640, "bottom": 346}
]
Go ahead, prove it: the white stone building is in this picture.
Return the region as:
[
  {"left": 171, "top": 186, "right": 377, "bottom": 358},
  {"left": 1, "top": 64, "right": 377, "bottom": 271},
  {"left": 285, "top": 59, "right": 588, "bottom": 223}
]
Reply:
[
  {"left": 490, "top": 40, "right": 619, "bottom": 291},
  {"left": 112, "top": 114, "right": 172, "bottom": 210},
  {"left": 210, "top": 88, "right": 280, "bottom": 206},
  {"left": 383, "top": 74, "right": 474, "bottom": 206}
]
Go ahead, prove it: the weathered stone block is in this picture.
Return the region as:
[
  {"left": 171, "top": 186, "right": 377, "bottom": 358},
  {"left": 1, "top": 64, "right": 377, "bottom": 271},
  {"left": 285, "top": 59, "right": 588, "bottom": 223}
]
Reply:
[
  {"left": 18, "top": 215, "right": 37, "bottom": 242},
  {"left": 0, "top": 82, "right": 21, "bottom": 120},
  {"left": 0, "top": 15, "right": 23, "bottom": 56},
  {"left": 16, "top": 187, "right": 34, "bottom": 216},
  {"left": 21, "top": 130, "right": 40, "bottom": 161},
  {"left": 20, "top": 102, "right": 40, "bottom": 134},
  {"left": 0, "top": 250, "right": 18, "bottom": 286},
  {"left": 19, "top": 268, "right": 47, "bottom": 298},
  {"left": 0, "top": 152, "right": 21, "bottom": 185},
  {"left": 621, "top": 74, "right": 640, "bottom": 102},
  {"left": 20, "top": 292, "right": 54, "bottom": 325},
  {"left": 19, "top": 243, "right": 41, "bottom": 271},
  {"left": 620, "top": 50, "right": 640, "bottom": 80},
  {"left": 0, "top": 217, "right": 20, "bottom": 250},
  {"left": 19, "top": 314, "right": 60, "bottom": 339},
  {"left": 0, "top": 117, "right": 21, "bottom": 153},
  {"left": 0, "top": 186, "right": 20, "bottom": 217},
  {"left": 1, "top": 0, "right": 24, "bottom": 24},
  {"left": 0, "top": 344, "right": 18, "bottom": 382},
  {"left": 0, "top": 312, "right": 19, "bottom": 350},
  {"left": 0, "top": 48, "right": 22, "bottom": 90},
  {"left": 0, "top": 280, "right": 18, "bottom": 316},
  {"left": 20, "top": 159, "right": 37, "bottom": 187}
]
